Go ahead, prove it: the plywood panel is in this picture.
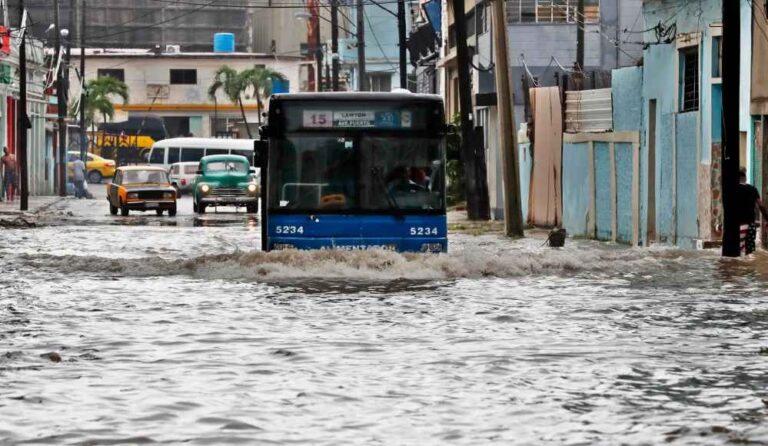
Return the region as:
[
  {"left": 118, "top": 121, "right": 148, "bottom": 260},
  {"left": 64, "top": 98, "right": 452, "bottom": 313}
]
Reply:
[{"left": 528, "top": 87, "right": 563, "bottom": 227}]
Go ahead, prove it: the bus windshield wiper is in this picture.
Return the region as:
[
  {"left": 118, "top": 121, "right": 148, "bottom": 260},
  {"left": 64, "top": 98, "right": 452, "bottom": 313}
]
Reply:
[{"left": 371, "top": 166, "right": 400, "bottom": 211}]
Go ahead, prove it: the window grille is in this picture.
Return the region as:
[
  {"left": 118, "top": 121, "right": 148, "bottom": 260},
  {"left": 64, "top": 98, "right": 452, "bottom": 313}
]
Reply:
[
  {"left": 506, "top": 0, "right": 600, "bottom": 24},
  {"left": 680, "top": 46, "right": 699, "bottom": 112}
]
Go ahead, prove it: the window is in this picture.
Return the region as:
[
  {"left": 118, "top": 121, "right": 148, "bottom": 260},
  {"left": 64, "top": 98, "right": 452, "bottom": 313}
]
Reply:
[
  {"left": 269, "top": 135, "right": 445, "bottom": 212},
  {"left": 369, "top": 74, "right": 392, "bottom": 92},
  {"left": 149, "top": 148, "right": 165, "bottom": 164},
  {"left": 170, "top": 165, "right": 179, "bottom": 175},
  {"left": 180, "top": 148, "right": 205, "bottom": 162},
  {"left": 170, "top": 69, "right": 197, "bottom": 85},
  {"left": 712, "top": 36, "right": 722, "bottom": 78},
  {"left": 205, "top": 148, "right": 228, "bottom": 156},
  {"left": 679, "top": 46, "right": 700, "bottom": 112},
  {"left": 205, "top": 160, "right": 248, "bottom": 173},
  {"left": 167, "top": 147, "right": 181, "bottom": 164},
  {"left": 506, "top": 0, "right": 600, "bottom": 24},
  {"left": 97, "top": 68, "right": 124, "bottom": 82}
]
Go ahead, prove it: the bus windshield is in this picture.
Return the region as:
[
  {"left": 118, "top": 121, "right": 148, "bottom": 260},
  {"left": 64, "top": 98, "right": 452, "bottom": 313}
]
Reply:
[{"left": 269, "top": 134, "right": 445, "bottom": 212}]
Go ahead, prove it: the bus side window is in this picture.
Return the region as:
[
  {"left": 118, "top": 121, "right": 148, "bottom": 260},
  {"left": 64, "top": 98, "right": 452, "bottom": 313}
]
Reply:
[
  {"left": 181, "top": 148, "right": 204, "bottom": 162},
  {"left": 149, "top": 148, "right": 165, "bottom": 164},
  {"left": 167, "top": 147, "right": 181, "bottom": 164},
  {"left": 206, "top": 148, "right": 228, "bottom": 156}
]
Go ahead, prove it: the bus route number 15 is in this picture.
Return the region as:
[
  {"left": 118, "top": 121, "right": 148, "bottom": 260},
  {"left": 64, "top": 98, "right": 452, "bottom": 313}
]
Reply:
[{"left": 303, "top": 111, "right": 333, "bottom": 128}]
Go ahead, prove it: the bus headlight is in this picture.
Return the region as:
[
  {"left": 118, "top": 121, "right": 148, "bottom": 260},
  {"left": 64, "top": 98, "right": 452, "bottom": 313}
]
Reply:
[
  {"left": 247, "top": 184, "right": 258, "bottom": 193},
  {"left": 200, "top": 184, "right": 210, "bottom": 194}
]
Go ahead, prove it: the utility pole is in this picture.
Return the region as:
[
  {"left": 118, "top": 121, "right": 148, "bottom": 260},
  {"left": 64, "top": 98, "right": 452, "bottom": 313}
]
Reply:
[
  {"left": 356, "top": 0, "right": 367, "bottom": 91},
  {"left": 451, "top": 0, "right": 489, "bottom": 220},
  {"left": 312, "top": 1, "right": 323, "bottom": 91},
  {"left": 576, "top": 0, "right": 584, "bottom": 70},
  {"left": 491, "top": 0, "right": 523, "bottom": 236},
  {"left": 722, "top": 0, "right": 741, "bottom": 257},
  {"left": 330, "top": 0, "right": 339, "bottom": 91},
  {"left": 17, "top": 0, "right": 28, "bottom": 210},
  {"left": 397, "top": 0, "right": 406, "bottom": 88},
  {"left": 79, "top": 0, "right": 86, "bottom": 162},
  {"left": 55, "top": 0, "right": 68, "bottom": 197}
]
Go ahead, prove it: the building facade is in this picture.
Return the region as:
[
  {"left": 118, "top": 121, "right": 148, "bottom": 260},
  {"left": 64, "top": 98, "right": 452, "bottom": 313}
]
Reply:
[
  {"left": 0, "top": 32, "right": 54, "bottom": 196},
  {"left": 560, "top": 0, "right": 755, "bottom": 249},
  {"left": 73, "top": 48, "right": 302, "bottom": 139}
]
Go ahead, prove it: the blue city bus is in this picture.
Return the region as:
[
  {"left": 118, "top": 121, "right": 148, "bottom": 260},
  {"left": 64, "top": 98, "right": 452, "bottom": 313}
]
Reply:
[{"left": 254, "top": 92, "right": 448, "bottom": 253}]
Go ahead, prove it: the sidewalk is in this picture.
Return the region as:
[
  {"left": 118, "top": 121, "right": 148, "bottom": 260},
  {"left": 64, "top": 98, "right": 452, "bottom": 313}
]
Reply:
[{"left": 0, "top": 196, "right": 62, "bottom": 216}]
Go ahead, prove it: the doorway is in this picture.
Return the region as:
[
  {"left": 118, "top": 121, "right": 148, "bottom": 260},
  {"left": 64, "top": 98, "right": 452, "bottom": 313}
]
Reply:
[{"left": 647, "top": 99, "right": 657, "bottom": 244}]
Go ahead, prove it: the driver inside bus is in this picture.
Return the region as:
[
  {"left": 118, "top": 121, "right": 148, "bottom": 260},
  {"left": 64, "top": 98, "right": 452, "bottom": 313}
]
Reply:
[{"left": 386, "top": 165, "right": 427, "bottom": 195}]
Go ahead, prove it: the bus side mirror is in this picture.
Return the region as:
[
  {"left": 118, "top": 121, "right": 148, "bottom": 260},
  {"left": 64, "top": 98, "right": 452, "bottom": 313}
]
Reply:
[{"left": 253, "top": 140, "right": 268, "bottom": 168}]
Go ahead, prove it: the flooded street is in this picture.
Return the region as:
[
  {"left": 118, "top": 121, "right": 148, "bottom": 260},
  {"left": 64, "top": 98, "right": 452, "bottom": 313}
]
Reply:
[{"left": 2, "top": 198, "right": 768, "bottom": 445}]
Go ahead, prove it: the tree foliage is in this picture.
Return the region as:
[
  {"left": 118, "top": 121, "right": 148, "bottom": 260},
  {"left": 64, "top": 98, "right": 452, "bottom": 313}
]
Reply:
[{"left": 208, "top": 65, "right": 287, "bottom": 137}]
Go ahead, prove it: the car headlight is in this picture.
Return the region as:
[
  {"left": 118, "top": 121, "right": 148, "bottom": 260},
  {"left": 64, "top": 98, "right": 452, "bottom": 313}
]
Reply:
[
  {"left": 247, "top": 184, "right": 257, "bottom": 193},
  {"left": 127, "top": 192, "right": 138, "bottom": 199},
  {"left": 163, "top": 192, "right": 175, "bottom": 199},
  {"left": 200, "top": 184, "right": 210, "bottom": 193}
]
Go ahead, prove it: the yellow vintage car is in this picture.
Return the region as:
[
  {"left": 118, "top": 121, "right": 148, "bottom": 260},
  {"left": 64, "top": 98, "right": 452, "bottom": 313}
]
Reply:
[
  {"left": 106, "top": 166, "right": 177, "bottom": 216},
  {"left": 67, "top": 151, "right": 116, "bottom": 183}
]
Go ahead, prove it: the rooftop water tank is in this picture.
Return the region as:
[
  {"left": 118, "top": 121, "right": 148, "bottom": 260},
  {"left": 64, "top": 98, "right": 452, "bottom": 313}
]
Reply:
[{"left": 213, "top": 33, "right": 235, "bottom": 53}]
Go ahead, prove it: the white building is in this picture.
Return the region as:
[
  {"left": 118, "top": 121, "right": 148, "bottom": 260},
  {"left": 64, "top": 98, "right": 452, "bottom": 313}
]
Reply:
[{"left": 71, "top": 47, "right": 303, "bottom": 138}]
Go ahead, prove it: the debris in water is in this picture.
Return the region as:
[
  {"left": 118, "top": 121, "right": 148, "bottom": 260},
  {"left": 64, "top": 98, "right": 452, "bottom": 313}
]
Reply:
[
  {"left": 546, "top": 228, "right": 567, "bottom": 248},
  {"left": 40, "top": 352, "right": 62, "bottom": 363}
]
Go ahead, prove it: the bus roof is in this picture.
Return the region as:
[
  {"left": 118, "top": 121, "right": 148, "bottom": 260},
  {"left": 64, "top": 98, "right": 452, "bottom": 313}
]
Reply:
[
  {"left": 270, "top": 92, "right": 443, "bottom": 103},
  {"left": 151, "top": 137, "right": 255, "bottom": 150}
]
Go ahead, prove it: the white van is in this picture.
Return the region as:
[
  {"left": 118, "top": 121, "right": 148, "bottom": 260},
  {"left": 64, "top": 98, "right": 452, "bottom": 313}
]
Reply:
[{"left": 147, "top": 137, "right": 255, "bottom": 168}]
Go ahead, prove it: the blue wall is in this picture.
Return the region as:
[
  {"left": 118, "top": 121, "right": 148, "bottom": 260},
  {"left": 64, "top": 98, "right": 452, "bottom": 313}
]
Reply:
[
  {"left": 562, "top": 142, "right": 591, "bottom": 237},
  {"left": 594, "top": 142, "right": 613, "bottom": 241},
  {"left": 519, "top": 142, "right": 532, "bottom": 224}
]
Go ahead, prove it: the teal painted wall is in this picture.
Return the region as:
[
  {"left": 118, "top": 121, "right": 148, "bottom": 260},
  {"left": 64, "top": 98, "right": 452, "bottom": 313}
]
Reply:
[
  {"left": 615, "top": 143, "right": 634, "bottom": 243},
  {"left": 594, "top": 142, "right": 613, "bottom": 241},
  {"left": 562, "top": 142, "right": 591, "bottom": 237},
  {"left": 519, "top": 142, "right": 532, "bottom": 224}
]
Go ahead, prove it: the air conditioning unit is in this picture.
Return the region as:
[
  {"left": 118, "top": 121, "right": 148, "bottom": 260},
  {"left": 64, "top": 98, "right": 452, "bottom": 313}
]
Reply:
[{"left": 165, "top": 45, "right": 181, "bottom": 54}]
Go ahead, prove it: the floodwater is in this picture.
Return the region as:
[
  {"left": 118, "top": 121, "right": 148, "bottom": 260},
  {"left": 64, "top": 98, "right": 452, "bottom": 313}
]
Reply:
[{"left": 2, "top": 198, "right": 768, "bottom": 445}]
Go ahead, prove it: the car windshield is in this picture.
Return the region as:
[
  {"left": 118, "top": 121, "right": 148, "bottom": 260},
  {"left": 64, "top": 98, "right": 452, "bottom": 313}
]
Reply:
[
  {"left": 269, "top": 135, "right": 444, "bottom": 212},
  {"left": 122, "top": 170, "right": 169, "bottom": 184},
  {"left": 205, "top": 160, "right": 248, "bottom": 174}
]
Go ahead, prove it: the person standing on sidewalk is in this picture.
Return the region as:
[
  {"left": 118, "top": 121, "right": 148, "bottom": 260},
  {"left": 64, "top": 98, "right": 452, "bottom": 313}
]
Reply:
[
  {"left": 71, "top": 155, "right": 87, "bottom": 199},
  {"left": 737, "top": 168, "right": 768, "bottom": 255},
  {"left": 1, "top": 147, "right": 17, "bottom": 202}
]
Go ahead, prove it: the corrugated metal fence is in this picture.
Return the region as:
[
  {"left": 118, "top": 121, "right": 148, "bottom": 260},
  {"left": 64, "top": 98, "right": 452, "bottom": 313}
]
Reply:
[{"left": 565, "top": 88, "right": 613, "bottom": 133}]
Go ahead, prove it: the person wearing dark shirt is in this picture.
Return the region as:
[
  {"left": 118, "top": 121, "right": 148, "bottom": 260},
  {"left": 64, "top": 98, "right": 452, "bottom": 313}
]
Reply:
[{"left": 737, "top": 168, "right": 768, "bottom": 255}]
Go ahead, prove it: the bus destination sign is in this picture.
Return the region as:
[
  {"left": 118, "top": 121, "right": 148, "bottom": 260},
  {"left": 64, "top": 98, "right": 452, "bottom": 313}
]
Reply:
[{"left": 302, "top": 110, "right": 412, "bottom": 129}]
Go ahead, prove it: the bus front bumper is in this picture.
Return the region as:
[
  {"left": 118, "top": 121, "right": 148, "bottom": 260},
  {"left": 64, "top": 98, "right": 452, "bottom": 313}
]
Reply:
[{"left": 268, "top": 237, "right": 447, "bottom": 253}]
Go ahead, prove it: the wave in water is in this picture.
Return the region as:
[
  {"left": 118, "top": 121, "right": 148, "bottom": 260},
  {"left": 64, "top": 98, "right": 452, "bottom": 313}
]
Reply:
[{"left": 18, "top": 245, "right": 698, "bottom": 281}]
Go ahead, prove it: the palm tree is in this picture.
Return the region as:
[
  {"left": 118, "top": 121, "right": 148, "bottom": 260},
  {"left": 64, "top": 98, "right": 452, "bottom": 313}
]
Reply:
[
  {"left": 77, "top": 76, "right": 129, "bottom": 149},
  {"left": 208, "top": 65, "right": 287, "bottom": 138}
]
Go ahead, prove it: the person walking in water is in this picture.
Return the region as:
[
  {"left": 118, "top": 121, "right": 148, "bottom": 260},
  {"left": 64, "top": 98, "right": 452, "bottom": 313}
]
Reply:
[
  {"left": 737, "top": 168, "right": 768, "bottom": 255},
  {"left": 71, "top": 155, "right": 87, "bottom": 199},
  {"left": 1, "top": 147, "right": 17, "bottom": 202}
]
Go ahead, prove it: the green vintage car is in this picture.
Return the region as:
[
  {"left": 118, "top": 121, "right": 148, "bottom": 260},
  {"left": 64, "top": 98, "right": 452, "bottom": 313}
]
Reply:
[{"left": 192, "top": 154, "right": 260, "bottom": 214}]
